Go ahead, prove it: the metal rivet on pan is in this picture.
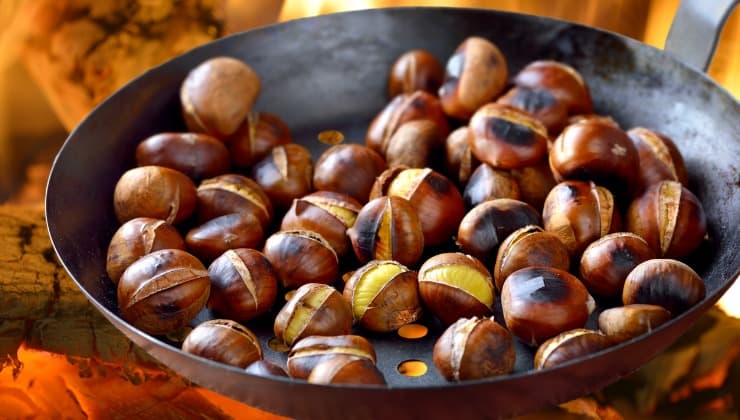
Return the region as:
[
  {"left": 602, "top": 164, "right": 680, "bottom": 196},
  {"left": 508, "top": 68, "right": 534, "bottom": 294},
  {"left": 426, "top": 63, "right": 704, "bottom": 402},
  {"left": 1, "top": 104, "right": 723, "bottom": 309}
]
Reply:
[
  {"left": 397, "top": 360, "right": 428, "bottom": 377},
  {"left": 397, "top": 323, "right": 428, "bottom": 339}
]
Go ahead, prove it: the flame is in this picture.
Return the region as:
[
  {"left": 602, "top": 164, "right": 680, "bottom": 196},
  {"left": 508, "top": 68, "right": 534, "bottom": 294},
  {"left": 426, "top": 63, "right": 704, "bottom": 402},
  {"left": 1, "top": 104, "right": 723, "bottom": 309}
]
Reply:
[{"left": 717, "top": 275, "right": 740, "bottom": 319}]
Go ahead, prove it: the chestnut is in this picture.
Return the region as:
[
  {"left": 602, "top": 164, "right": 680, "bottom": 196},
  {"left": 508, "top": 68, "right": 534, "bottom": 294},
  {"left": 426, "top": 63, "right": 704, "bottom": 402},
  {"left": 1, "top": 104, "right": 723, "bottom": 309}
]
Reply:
[
  {"left": 439, "top": 36, "right": 508, "bottom": 120},
  {"left": 469, "top": 103, "right": 549, "bottom": 170},
  {"left": 313, "top": 143, "right": 387, "bottom": 203},
  {"left": 273, "top": 283, "right": 352, "bottom": 347},
  {"left": 418, "top": 253, "right": 494, "bottom": 325},
  {"left": 281, "top": 191, "right": 362, "bottom": 257},
  {"left": 542, "top": 180, "right": 621, "bottom": 257},
  {"left": 627, "top": 127, "right": 688, "bottom": 190},
  {"left": 533, "top": 329, "right": 612, "bottom": 369},
  {"left": 444, "top": 126, "right": 479, "bottom": 186},
  {"left": 625, "top": 180, "right": 706, "bottom": 258},
  {"left": 512, "top": 60, "right": 592, "bottom": 115},
  {"left": 501, "top": 267, "right": 595, "bottom": 346},
  {"left": 135, "top": 132, "right": 230, "bottom": 181},
  {"left": 433, "top": 316, "right": 515, "bottom": 381},
  {"left": 456, "top": 198, "right": 542, "bottom": 265},
  {"left": 384, "top": 119, "right": 445, "bottom": 168},
  {"left": 106, "top": 217, "right": 185, "bottom": 284},
  {"left": 598, "top": 304, "right": 672, "bottom": 343},
  {"left": 370, "top": 167, "right": 465, "bottom": 246},
  {"left": 509, "top": 161, "right": 557, "bottom": 211},
  {"left": 463, "top": 163, "right": 520, "bottom": 208},
  {"left": 388, "top": 49, "right": 444, "bottom": 98},
  {"left": 579, "top": 232, "right": 655, "bottom": 298},
  {"left": 118, "top": 249, "right": 210, "bottom": 335},
  {"left": 263, "top": 230, "right": 339, "bottom": 289},
  {"left": 228, "top": 112, "right": 292, "bottom": 169},
  {"left": 307, "top": 355, "right": 386, "bottom": 385},
  {"left": 245, "top": 359, "right": 289, "bottom": 378},
  {"left": 347, "top": 196, "right": 424, "bottom": 267},
  {"left": 182, "top": 319, "right": 262, "bottom": 368},
  {"left": 493, "top": 225, "right": 570, "bottom": 290},
  {"left": 496, "top": 86, "right": 569, "bottom": 134},
  {"left": 287, "top": 334, "right": 376, "bottom": 379},
  {"left": 622, "top": 259, "right": 706, "bottom": 314},
  {"left": 567, "top": 114, "right": 619, "bottom": 127},
  {"left": 343, "top": 260, "right": 422, "bottom": 333},
  {"left": 113, "top": 166, "right": 197, "bottom": 225},
  {"left": 207, "top": 248, "right": 278, "bottom": 322},
  {"left": 196, "top": 174, "right": 273, "bottom": 229},
  {"left": 251, "top": 144, "right": 314, "bottom": 210},
  {"left": 185, "top": 213, "right": 264, "bottom": 262}
]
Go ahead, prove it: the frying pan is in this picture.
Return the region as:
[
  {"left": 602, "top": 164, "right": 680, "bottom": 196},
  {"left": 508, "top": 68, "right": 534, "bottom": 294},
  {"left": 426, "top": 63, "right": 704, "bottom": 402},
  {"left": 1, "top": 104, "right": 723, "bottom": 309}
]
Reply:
[{"left": 46, "top": 2, "right": 739, "bottom": 419}]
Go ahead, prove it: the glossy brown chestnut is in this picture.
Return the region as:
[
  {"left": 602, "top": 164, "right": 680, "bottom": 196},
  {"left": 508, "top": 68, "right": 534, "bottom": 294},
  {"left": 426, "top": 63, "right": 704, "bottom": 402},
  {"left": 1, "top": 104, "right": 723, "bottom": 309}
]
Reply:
[
  {"left": 343, "top": 260, "right": 422, "bottom": 333},
  {"left": 251, "top": 144, "right": 314, "bottom": 210},
  {"left": 579, "top": 232, "right": 655, "bottom": 298},
  {"left": 370, "top": 167, "right": 465, "bottom": 246},
  {"left": 533, "top": 329, "right": 612, "bottom": 369},
  {"left": 388, "top": 49, "right": 444, "bottom": 98},
  {"left": 182, "top": 319, "right": 262, "bottom": 368},
  {"left": 117, "top": 249, "right": 210, "bottom": 335},
  {"left": 497, "top": 86, "right": 569, "bottom": 134},
  {"left": 180, "top": 56, "right": 260, "bottom": 139},
  {"left": 263, "top": 230, "right": 339, "bottom": 289},
  {"left": 542, "top": 180, "right": 621, "bottom": 257},
  {"left": 113, "top": 166, "right": 197, "bottom": 225},
  {"left": 456, "top": 198, "right": 542, "bottom": 264},
  {"left": 418, "top": 253, "right": 494, "bottom": 325},
  {"left": 501, "top": 266, "right": 595, "bottom": 346},
  {"left": 444, "top": 126, "right": 479, "bottom": 186},
  {"left": 347, "top": 196, "right": 424, "bottom": 267},
  {"left": 307, "top": 355, "right": 386, "bottom": 385},
  {"left": 313, "top": 143, "right": 387, "bottom": 203},
  {"left": 469, "top": 103, "right": 549, "bottom": 169},
  {"left": 625, "top": 180, "right": 706, "bottom": 258},
  {"left": 135, "top": 132, "right": 230, "bottom": 181},
  {"left": 207, "top": 248, "right": 278, "bottom": 322},
  {"left": 622, "top": 259, "right": 706, "bottom": 314},
  {"left": 185, "top": 213, "right": 264, "bottom": 262},
  {"left": 273, "top": 283, "right": 353, "bottom": 347},
  {"left": 228, "top": 112, "right": 292, "bottom": 168},
  {"left": 512, "top": 60, "right": 592, "bottom": 114},
  {"left": 463, "top": 163, "right": 520, "bottom": 208},
  {"left": 106, "top": 217, "right": 185, "bottom": 284},
  {"left": 510, "top": 161, "right": 557, "bottom": 211},
  {"left": 245, "top": 359, "right": 289, "bottom": 378},
  {"left": 287, "top": 334, "right": 377, "bottom": 379},
  {"left": 281, "top": 191, "right": 362, "bottom": 257},
  {"left": 493, "top": 225, "right": 570, "bottom": 290},
  {"left": 433, "top": 316, "right": 515, "bottom": 381},
  {"left": 439, "top": 36, "right": 508, "bottom": 120},
  {"left": 598, "top": 304, "right": 672, "bottom": 343},
  {"left": 627, "top": 127, "right": 688, "bottom": 190},
  {"left": 567, "top": 114, "right": 619, "bottom": 127},
  {"left": 196, "top": 174, "right": 273, "bottom": 229},
  {"left": 384, "top": 119, "right": 445, "bottom": 168}
]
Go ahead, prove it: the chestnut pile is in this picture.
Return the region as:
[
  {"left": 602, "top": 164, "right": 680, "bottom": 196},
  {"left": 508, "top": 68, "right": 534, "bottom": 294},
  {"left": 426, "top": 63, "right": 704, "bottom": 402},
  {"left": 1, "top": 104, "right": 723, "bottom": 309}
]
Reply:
[{"left": 107, "top": 37, "right": 708, "bottom": 385}]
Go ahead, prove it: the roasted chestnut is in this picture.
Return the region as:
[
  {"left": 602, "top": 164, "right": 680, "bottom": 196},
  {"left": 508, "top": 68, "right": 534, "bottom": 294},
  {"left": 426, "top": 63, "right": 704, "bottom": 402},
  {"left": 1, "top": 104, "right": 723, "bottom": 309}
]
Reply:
[
  {"left": 347, "top": 196, "right": 424, "bottom": 267},
  {"left": 384, "top": 119, "right": 445, "bottom": 168},
  {"left": 245, "top": 359, "right": 289, "bottom": 378},
  {"left": 273, "top": 283, "right": 353, "bottom": 347},
  {"left": 625, "top": 180, "right": 706, "bottom": 258},
  {"left": 388, "top": 49, "right": 444, "bottom": 98},
  {"left": 433, "top": 316, "right": 515, "bottom": 381},
  {"left": 287, "top": 334, "right": 376, "bottom": 379},
  {"left": 510, "top": 161, "right": 557, "bottom": 211},
  {"left": 343, "top": 260, "right": 422, "bottom": 333},
  {"left": 185, "top": 213, "right": 264, "bottom": 262},
  {"left": 444, "top": 126, "right": 479, "bottom": 186},
  {"left": 228, "top": 112, "right": 292, "bottom": 169},
  {"left": 118, "top": 249, "right": 210, "bottom": 335},
  {"left": 579, "top": 232, "right": 655, "bottom": 298},
  {"left": 501, "top": 267, "right": 595, "bottom": 346},
  {"left": 627, "top": 127, "right": 688, "bottom": 190},
  {"left": 207, "top": 248, "right": 278, "bottom": 322},
  {"left": 196, "top": 174, "right": 273, "bottom": 229},
  {"left": 370, "top": 167, "right": 465, "bottom": 246},
  {"left": 598, "top": 304, "right": 672, "bottom": 343},
  {"left": 567, "top": 114, "right": 619, "bottom": 127},
  {"left": 263, "top": 230, "right": 339, "bottom": 289},
  {"left": 180, "top": 56, "right": 260, "bottom": 139},
  {"left": 113, "top": 166, "right": 197, "bottom": 225},
  {"left": 313, "top": 143, "right": 387, "bottom": 203},
  {"left": 493, "top": 225, "right": 570, "bottom": 290},
  {"left": 182, "top": 319, "right": 262, "bottom": 368},
  {"left": 251, "top": 144, "right": 314, "bottom": 210},
  {"left": 106, "top": 217, "right": 185, "bottom": 284},
  {"left": 439, "top": 36, "right": 508, "bottom": 120},
  {"left": 497, "top": 86, "right": 569, "bottom": 134},
  {"left": 622, "top": 259, "right": 706, "bottom": 314},
  {"left": 463, "top": 163, "right": 520, "bottom": 208},
  {"left": 533, "top": 329, "right": 612, "bottom": 369},
  {"left": 512, "top": 60, "right": 592, "bottom": 115},
  {"left": 456, "top": 198, "right": 542, "bottom": 264},
  {"left": 307, "top": 355, "right": 386, "bottom": 385},
  {"left": 418, "top": 253, "right": 494, "bottom": 325},
  {"left": 135, "top": 132, "right": 230, "bottom": 181}
]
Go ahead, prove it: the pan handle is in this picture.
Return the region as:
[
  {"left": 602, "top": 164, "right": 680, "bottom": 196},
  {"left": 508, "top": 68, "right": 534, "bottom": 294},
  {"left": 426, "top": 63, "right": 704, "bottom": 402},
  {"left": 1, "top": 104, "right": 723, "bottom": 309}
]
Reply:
[{"left": 664, "top": 0, "right": 739, "bottom": 71}]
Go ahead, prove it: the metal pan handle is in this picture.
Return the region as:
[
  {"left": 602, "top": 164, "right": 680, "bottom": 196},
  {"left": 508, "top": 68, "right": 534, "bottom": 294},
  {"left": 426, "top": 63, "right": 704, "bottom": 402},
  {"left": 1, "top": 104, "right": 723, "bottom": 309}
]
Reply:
[{"left": 664, "top": 0, "right": 739, "bottom": 71}]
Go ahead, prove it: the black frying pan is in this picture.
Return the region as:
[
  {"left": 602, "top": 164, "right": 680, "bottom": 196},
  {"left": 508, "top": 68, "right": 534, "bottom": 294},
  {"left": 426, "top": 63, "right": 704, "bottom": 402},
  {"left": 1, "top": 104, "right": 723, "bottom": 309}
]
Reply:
[{"left": 46, "top": 4, "right": 739, "bottom": 419}]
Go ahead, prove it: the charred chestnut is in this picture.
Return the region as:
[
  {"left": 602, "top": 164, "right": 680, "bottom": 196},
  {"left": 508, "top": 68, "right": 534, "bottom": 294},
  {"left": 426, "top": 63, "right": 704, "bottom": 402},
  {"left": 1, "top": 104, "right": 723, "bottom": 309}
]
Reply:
[
  {"left": 493, "top": 225, "right": 570, "bottom": 290},
  {"left": 598, "top": 304, "right": 672, "bottom": 343},
  {"left": 135, "top": 132, "right": 230, "bottom": 181},
  {"left": 307, "top": 355, "right": 386, "bottom": 385},
  {"left": 287, "top": 334, "right": 376, "bottom": 379},
  {"left": 182, "top": 319, "right": 262, "bottom": 368},
  {"left": 114, "top": 166, "right": 197, "bottom": 225},
  {"left": 185, "top": 213, "right": 264, "bottom": 262},
  {"left": 463, "top": 163, "right": 520, "bottom": 208},
  {"left": 313, "top": 144, "right": 387, "bottom": 203},
  {"left": 533, "top": 329, "right": 612, "bottom": 369},
  {"left": 497, "top": 86, "right": 569, "bottom": 134},
  {"left": 579, "top": 232, "right": 655, "bottom": 298},
  {"left": 388, "top": 49, "right": 444, "bottom": 98},
  {"left": 196, "top": 174, "right": 273, "bottom": 229},
  {"left": 622, "top": 259, "right": 706, "bottom": 314},
  {"left": 251, "top": 144, "right": 314, "bottom": 210},
  {"left": 627, "top": 127, "right": 688, "bottom": 190},
  {"left": 512, "top": 60, "right": 592, "bottom": 115},
  {"left": 263, "top": 230, "right": 339, "bottom": 289},
  {"left": 228, "top": 112, "right": 292, "bottom": 169}
]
